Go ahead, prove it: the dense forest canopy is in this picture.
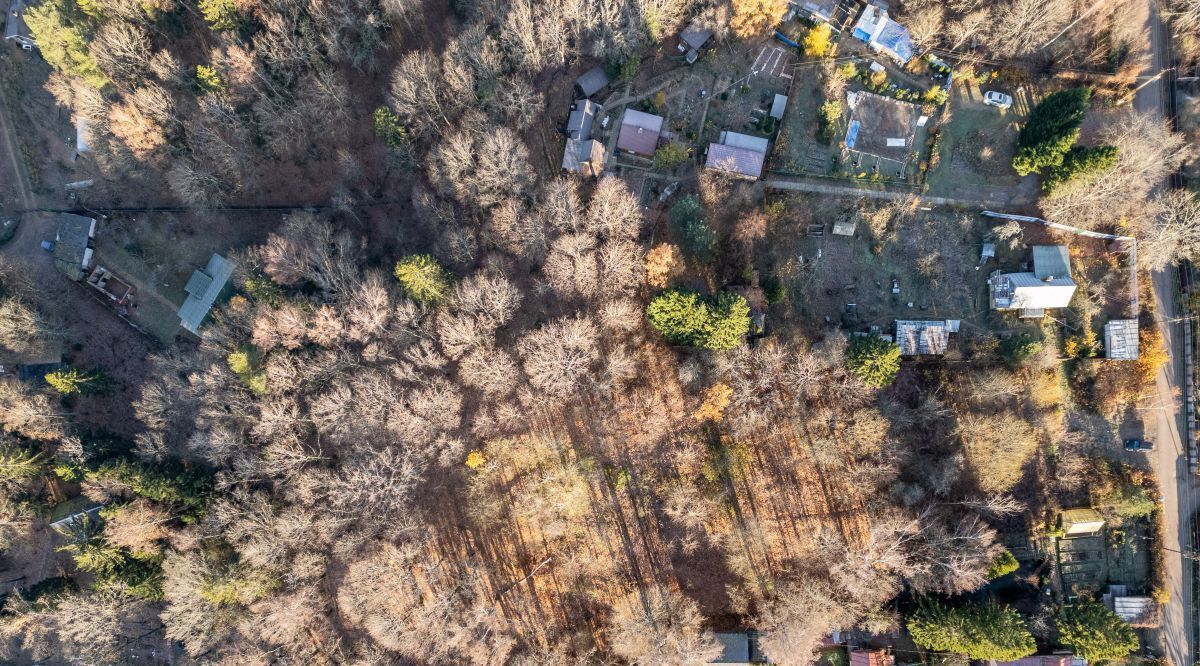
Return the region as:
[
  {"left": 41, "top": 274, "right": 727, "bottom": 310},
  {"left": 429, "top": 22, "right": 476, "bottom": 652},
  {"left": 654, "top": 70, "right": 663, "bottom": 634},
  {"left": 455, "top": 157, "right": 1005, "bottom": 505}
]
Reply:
[{"left": 0, "top": 0, "right": 1188, "bottom": 662}]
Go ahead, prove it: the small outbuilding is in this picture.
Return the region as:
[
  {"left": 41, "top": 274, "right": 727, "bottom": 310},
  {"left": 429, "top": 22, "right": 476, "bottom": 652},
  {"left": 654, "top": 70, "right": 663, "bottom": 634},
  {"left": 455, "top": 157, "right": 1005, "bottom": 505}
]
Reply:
[
  {"left": 1104, "top": 585, "right": 1159, "bottom": 627},
  {"left": 770, "top": 94, "right": 788, "bottom": 120},
  {"left": 678, "top": 20, "right": 714, "bottom": 63},
  {"left": 995, "top": 656, "right": 1075, "bottom": 666},
  {"left": 617, "top": 109, "right": 664, "bottom": 156},
  {"left": 5, "top": 0, "right": 29, "bottom": 43},
  {"left": 53, "top": 213, "right": 97, "bottom": 281},
  {"left": 178, "top": 254, "right": 234, "bottom": 336},
  {"left": 795, "top": 0, "right": 841, "bottom": 26},
  {"left": 575, "top": 67, "right": 609, "bottom": 98},
  {"left": 710, "top": 631, "right": 767, "bottom": 664},
  {"left": 895, "top": 320, "right": 955, "bottom": 356},
  {"left": 1104, "top": 319, "right": 1139, "bottom": 360},
  {"left": 1060, "top": 508, "right": 1105, "bottom": 538}
]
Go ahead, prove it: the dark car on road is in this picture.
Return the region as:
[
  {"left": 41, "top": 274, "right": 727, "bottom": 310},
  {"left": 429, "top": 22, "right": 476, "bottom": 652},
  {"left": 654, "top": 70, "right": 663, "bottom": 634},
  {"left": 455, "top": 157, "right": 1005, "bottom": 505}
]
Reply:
[{"left": 1124, "top": 439, "right": 1155, "bottom": 452}]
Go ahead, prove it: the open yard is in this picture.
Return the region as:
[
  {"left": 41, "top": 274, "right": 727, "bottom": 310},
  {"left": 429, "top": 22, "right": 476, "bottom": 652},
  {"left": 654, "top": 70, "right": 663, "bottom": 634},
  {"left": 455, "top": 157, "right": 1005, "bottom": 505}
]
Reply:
[
  {"left": 926, "top": 79, "right": 1041, "bottom": 205},
  {"left": 91, "top": 213, "right": 255, "bottom": 343},
  {"left": 760, "top": 193, "right": 993, "bottom": 334}
]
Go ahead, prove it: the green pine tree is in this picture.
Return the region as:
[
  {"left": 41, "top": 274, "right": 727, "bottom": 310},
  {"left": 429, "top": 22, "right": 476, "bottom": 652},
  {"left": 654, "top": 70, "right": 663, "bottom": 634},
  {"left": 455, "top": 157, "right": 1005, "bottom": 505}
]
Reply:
[
  {"left": 0, "top": 441, "right": 48, "bottom": 480},
  {"left": 907, "top": 598, "right": 1037, "bottom": 661},
  {"left": 646, "top": 289, "right": 750, "bottom": 350},
  {"left": 846, "top": 334, "right": 901, "bottom": 388},
  {"left": 394, "top": 254, "right": 452, "bottom": 305},
  {"left": 669, "top": 195, "right": 715, "bottom": 259},
  {"left": 1012, "top": 88, "right": 1092, "bottom": 176},
  {"left": 1041, "top": 145, "right": 1119, "bottom": 194},
  {"left": 1057, "top": 602, "right": 1139, "bottom": 660},
  {"left": 45, "top": 367, "right": 99, "bottom": 396},
  {"left": 373, "top": 106, "right": 409, "bottom": 148}
]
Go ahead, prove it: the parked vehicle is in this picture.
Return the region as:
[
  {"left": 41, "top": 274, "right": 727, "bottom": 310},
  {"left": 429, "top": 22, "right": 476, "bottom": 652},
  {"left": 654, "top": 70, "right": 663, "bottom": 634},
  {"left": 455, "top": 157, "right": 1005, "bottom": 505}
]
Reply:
[
  {"left": 984, "top": 91, "right": 1013, "bottom": 109},
  {"left": 1123, "top": 439, "right": 1155, "bottom": 452}
]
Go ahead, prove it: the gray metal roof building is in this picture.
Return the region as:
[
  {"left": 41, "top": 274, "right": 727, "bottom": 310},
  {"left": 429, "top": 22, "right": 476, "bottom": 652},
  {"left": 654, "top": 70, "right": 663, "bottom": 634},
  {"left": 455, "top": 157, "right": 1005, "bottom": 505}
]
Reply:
[
  {"left": 178, "top": 254, "right": 234, "bottom": 335},
  {"left": 711, "top": 631, "right": 766, "bottom": 664},
  {"left": 53, "top": 214, "right": 96, "bottom": 281},
  {"left": 770, "top": 94, "right": 788, "bottom": 119},
  {"left": 575, "top": 67, "right": 609, "bottom": 98},
  {"left": 566, "top": 99, "right": 600, "bottom": 141},
  {"left": 1032, "top": 245, "right": 1071, "bottom": 280},
  {"left": 1104, "top": 319, "right": 1139, "bottom": 360}
]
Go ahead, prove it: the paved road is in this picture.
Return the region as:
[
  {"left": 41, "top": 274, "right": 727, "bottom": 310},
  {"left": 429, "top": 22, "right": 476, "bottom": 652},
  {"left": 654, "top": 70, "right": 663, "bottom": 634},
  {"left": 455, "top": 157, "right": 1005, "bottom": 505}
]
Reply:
[{"left": 1136, "top": 0, "right": 1195, "bottom": 663}]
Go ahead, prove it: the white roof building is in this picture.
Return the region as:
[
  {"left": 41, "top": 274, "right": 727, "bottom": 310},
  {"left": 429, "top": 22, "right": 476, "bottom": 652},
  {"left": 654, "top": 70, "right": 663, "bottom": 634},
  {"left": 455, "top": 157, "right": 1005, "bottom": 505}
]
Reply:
[
  {"left": 1104, "top": 319, "right": 1139, "bottom": 360},
  {"left": 990, "top": 245, "right": 1077, "bottom": 318}
]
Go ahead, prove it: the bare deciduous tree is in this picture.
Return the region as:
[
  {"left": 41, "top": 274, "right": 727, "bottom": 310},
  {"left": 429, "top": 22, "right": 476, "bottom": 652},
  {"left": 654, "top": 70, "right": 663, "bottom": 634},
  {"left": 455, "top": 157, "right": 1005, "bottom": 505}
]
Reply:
[
  {"left": 1138, "top": 190, "right": 1200, "bottom": 270},
  {"left": 606, "top": 586, "right": 722, "bottom": 665},
  {"left": 517, "top": 314, "right": 600, "bottom": 399}
]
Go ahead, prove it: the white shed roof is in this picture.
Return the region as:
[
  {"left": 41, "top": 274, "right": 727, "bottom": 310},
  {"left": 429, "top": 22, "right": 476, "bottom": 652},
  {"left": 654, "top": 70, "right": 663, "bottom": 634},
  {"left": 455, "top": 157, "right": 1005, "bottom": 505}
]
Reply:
[{"left": 1105, "top": 319, "right": 1139, "bottom": 360}]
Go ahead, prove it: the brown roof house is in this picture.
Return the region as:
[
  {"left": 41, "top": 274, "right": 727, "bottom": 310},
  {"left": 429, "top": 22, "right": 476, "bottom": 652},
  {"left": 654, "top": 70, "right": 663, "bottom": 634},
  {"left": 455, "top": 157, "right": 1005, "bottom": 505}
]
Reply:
[
  {"left": 850, "top": 648, "right": 895, "bottom": 666},
  {"left": 617, "top": 109, "right": 664, "bottom": 156},
  {"left": 705, "top": 131, "right": 769, "bottom": 180},
  {"left": 562, "top": 99, "right": 606, "bottom": 176}
]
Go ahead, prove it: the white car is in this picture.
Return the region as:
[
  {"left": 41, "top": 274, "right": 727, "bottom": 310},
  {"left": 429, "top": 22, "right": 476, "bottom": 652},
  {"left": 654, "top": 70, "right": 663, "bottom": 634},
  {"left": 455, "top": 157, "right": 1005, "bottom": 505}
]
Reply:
[{"left": 984, "top": 91, "right": 1013, "bottom": 109}]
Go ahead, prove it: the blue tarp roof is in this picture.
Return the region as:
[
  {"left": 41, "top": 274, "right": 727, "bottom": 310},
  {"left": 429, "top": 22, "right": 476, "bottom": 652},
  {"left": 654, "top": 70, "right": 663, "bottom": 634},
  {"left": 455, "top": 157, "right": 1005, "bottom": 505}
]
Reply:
[
  {"left": 875, "top": 20, "right": 914, "bottom": 62},
  {"left": 846, "top": 120, "right": 861, "bottom": 149}
]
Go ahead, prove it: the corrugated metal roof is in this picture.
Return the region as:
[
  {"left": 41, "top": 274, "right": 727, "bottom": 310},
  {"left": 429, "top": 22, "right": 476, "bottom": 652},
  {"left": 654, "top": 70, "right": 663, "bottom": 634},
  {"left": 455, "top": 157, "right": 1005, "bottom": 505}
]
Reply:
[
  {"left": 1105, "top": 319, "right": 1139, "bottom": 360},
  {"left": 178, "top": 254, "right": 234, "bottom": 335},
  {"left": 1033, "top": 245, "right": 1072, "bottom": 280},
  {"left": 617, "top": 109, "right": 664, "bottom": 155},
  {"left": 566, "top": 100, "right": 601, "bottom": 141},
  {"left": 850, "top": 649, "right": 894, "bottom": 666},
  {"left": 713, "top": 632, "right": 750, "bottom": 663},
  {"left": 706, "top": 143, "right": 765, "bottom": 179},
  {"left": 720, "top": 131, "right": 770, "bottom": 154},
  {"left": 1061, "top": 508, "right": 1105, "bottom": 536},
  {"left": 1112, "top": 596, "right": 1154, "bottom": 622},
  {"left": 895, "top": 320, "right": 951, "bottom": 356},
  {"left": 562, "top": 138, "right": 605, "bottom": 175},
  {"left": 800, "top": 0, "right": 839, "bottom": 21},
  {"left": 53, "top": 214, "right": 96, "bottom": 281},
  {"left": 995, "top": 656, "right": 1073, "bottom": 666},
  {"left": 575, "top": 67, "right": 609, "bottom": 98},
  {"left": 184, "top": 270, "right": 213, "bottom": 296},
  {"left": 5, "top": 0, "right": 25, "bottom": 40}
]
